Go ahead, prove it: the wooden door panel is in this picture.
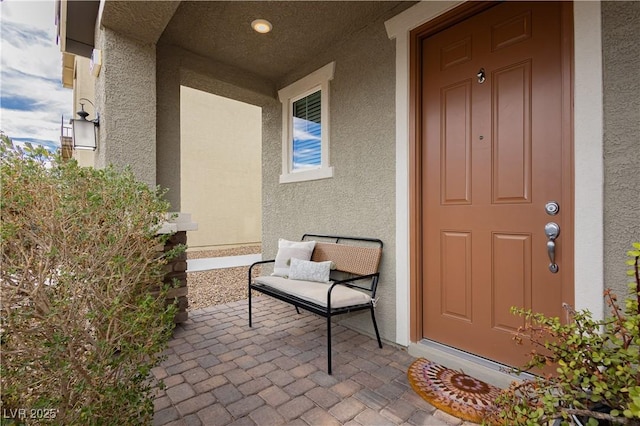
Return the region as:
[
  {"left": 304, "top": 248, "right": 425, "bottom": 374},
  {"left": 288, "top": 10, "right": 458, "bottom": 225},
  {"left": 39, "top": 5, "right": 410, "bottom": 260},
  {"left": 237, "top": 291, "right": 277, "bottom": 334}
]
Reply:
[
  {"left": 441, "top": 231, "right": 472, "bottom": 321},
  {"left": 441, "top": 81, "right": 472, "bottom": 204},
  {"left": 491, "top": 233, "right": 531, "bottom": 333},
  {"left": 493, "top": 61, "right": 532, "bottom": 203},
  {"left": 441, "top": 37, "right": 472, "bottom": 70},
  {"left": 491, "top": 11, "right": 532, "bottom": 52}
]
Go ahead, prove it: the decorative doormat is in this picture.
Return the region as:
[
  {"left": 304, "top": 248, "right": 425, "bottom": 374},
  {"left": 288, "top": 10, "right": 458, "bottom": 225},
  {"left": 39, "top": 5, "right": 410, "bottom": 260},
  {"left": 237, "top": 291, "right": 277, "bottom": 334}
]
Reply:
[{"left": 407, "top": 358, "right": 503, "bottom": 424}]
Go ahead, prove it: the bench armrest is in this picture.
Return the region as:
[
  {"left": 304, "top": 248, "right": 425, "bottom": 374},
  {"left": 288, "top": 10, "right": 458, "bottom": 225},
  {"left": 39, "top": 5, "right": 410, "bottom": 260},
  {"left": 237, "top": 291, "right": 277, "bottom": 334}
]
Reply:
[
  {"left": 329, "top": 273, "right": 379, "bottom": 294},
  {"left": 248, "top": 259, "right": 275, "bottom": 282}
]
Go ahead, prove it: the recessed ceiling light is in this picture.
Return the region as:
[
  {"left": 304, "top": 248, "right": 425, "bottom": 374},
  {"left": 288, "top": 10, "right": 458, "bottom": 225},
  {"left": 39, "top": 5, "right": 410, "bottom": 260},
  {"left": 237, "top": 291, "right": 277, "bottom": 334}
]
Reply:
[{"left": 251, "top": 19, "right": 272, "bottom": 34}]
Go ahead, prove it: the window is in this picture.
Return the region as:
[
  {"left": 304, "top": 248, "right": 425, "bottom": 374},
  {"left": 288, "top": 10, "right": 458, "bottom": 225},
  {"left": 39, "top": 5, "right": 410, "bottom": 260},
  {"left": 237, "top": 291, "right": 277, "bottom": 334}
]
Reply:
[
  {"left": 278, "top": 62, "right": 335, "bottom": 183},
  {"left": 292, "top": 90, "right": 321, "bottom": 171}
]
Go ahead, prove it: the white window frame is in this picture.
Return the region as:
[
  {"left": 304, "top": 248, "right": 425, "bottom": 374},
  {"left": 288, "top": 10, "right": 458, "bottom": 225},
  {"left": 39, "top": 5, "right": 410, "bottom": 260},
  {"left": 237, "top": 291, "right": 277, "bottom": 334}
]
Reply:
[{"left": 278, "top": 62, "right": 335, "bottom": 184}]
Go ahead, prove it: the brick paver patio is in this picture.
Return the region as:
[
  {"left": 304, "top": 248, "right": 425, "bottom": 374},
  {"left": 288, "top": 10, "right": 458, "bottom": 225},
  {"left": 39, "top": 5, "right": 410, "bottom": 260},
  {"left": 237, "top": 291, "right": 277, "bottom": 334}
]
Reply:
[{"left": 152, "top": 297, "right": 479, "bottom": 426}]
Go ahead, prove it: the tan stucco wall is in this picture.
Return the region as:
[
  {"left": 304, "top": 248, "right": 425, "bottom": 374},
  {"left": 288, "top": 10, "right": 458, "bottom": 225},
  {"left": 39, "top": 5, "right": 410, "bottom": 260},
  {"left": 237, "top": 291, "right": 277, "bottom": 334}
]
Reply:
[
  {"left": 262, "top": 13, "right": 398, "bottom": 342},
  {"left": 156, "top": 44, "right": 277, "bottom": 210},
  {"left": 94, "top": 28, "right": 156, "bottom": 186},
  {"left": 156, "top": 44, "right": 279, "bottom": 249},
  {"left": 179, "top": 87, "right": 262, "bottom": 249},
  {"left": 601, "top": 2, "right": 640, "bottom": 300}
]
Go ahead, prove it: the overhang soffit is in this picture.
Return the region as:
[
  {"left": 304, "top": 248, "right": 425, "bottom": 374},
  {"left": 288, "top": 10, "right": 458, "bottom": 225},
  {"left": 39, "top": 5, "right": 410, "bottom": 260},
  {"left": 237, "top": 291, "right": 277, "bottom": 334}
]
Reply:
[
  {"left": 100, "top": 0, "right": 181, "bottom": 45},
  {"left": 59, "top": 0, "right": 100, "bottom": 57},
  {"left": 159, "top": 1, "right": 415, "bottom": 83}
]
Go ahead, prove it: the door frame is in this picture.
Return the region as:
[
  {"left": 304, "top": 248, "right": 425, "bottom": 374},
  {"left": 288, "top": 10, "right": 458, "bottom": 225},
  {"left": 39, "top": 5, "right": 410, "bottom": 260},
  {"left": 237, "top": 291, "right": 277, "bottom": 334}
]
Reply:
[{"left": 407, "top": 1, "right": 575, "bottom": 344}]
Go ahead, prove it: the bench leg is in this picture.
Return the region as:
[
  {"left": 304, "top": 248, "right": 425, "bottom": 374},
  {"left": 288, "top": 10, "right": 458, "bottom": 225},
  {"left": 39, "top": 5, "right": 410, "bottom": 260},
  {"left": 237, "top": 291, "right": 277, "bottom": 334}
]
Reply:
[
  {"left": 248, "top": 287, "right": 253, "bottom": 328},
  {"left": 371, "top": 307, "right": 382, "bottom": 349},
  {"left": 295, "top": 306, "right": 301, "bottom": 315},
  {"left": 327, "top": 313, "right": 334, "bottom": 375}
]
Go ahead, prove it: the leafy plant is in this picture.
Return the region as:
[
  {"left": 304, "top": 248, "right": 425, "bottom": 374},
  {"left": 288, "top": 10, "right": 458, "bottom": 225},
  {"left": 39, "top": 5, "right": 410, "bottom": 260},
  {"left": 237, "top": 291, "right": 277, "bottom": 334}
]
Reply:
[
  {"left": 494, "top": 243, "right": 640, "bottom": 425},
  {"left": 0, "top": 138, "right": 179, "bottom": 424}
]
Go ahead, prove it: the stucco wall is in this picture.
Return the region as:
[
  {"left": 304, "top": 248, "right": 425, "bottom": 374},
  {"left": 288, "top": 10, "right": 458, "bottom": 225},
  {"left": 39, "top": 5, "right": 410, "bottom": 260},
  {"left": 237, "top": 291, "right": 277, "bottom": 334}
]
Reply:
[
  {"left": 94, "top": 28, "right": 156, "bottom": 186},
  {"left": 156, "top": 45, "right": 182, "bottom": 208},
  {"left": 601, "top": 2, "right": 640, "bottom": 300},
  {"left": 179, "top": 87, "right": 262, "bottom": 249},
  {"left": 156, "top": 44, "right": 280, "bottom": 245},
  {"left": 262, "top": 15, "right": 398, "bottom": 342}
]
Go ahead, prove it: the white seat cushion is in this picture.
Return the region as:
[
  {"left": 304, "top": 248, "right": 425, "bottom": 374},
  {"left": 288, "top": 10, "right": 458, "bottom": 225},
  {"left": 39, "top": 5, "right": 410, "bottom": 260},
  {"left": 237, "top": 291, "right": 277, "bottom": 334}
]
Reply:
[{"left": 254, "top": 275, "right": 371, "bottom": 309}]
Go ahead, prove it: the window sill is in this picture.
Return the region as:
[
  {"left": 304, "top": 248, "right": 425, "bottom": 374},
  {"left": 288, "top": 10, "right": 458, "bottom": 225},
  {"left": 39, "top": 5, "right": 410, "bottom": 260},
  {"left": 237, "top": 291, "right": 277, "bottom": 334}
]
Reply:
[{"left": 279, "top": 166, "right": 334, "bottom": 184}]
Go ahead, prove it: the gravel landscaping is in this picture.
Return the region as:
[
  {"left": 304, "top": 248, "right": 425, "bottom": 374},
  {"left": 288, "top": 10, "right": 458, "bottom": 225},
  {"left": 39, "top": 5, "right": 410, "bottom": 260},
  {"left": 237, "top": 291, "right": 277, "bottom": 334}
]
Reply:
[{"left": 186, "top": 245, "right": 262, "bottom": 310}]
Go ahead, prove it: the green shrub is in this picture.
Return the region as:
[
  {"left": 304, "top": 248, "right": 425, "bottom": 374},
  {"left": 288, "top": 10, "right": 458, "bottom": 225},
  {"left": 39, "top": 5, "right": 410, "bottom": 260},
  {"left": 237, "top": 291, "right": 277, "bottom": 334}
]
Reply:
[
  {"left": 0, "top": 138, "right": 179, "bottom": 424},
  {"left": 494, "top": 243, "right": 640, "bottom": 425}
]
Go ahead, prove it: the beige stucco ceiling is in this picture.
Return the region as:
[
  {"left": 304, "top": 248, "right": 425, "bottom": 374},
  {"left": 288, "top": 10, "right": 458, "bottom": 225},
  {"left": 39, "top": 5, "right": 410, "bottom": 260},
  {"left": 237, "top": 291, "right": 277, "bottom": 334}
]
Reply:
[
  {"left": 60, "top": 1, "right": 417, "bottom": 84},
  {"left": 158, "top": 1, "right": 416, "bottom": 83}
]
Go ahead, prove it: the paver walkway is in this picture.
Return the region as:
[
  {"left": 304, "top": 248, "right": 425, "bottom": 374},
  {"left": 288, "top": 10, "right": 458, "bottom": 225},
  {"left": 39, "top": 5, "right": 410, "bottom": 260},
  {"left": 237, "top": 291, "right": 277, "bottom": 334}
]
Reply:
[{"left": 153, "top": 297, "right": 479, "bottom": 426}]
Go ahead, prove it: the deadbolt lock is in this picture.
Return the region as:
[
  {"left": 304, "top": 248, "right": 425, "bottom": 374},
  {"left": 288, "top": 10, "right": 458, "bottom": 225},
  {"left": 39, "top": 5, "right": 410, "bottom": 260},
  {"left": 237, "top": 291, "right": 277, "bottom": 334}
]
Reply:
[{"left": 545, "top": 201, "right": 560, "bottom": 216}]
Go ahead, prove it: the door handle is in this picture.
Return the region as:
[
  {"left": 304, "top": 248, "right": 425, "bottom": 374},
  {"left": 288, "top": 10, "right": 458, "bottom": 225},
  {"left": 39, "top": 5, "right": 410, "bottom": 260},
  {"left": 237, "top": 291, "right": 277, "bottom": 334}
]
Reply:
[{"left": 544, "top": 222, "right": 560, "bottom": 273}]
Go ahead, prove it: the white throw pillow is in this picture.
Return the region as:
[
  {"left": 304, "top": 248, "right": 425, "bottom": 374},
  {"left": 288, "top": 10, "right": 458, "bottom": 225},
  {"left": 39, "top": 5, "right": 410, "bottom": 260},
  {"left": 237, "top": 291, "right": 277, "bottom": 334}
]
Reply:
[
  {"left": 272, "top": 239, "right": 316, "bottom": 277},
  {"left": 288, "top": 258, "right": 332, "bottom": 283}
]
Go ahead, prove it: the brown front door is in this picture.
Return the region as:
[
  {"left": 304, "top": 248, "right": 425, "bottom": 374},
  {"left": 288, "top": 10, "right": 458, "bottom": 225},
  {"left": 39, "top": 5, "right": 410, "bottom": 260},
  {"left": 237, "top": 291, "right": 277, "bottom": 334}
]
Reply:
[{"left": 420, "top": 2, "right": 573, "bottom": 367}]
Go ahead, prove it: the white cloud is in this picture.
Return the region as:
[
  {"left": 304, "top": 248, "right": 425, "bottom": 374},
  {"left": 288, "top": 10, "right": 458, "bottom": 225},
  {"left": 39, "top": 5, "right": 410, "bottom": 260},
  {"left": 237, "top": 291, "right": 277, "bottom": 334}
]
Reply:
[
  {"left": 293, "top": 117, "right": 321, "bottom": 143},
  {"left": 0, "top": 0, "right": 56, "bottom": 29},
  {"left": 0, "top": 0, "right": 72, "bottom": 149}
]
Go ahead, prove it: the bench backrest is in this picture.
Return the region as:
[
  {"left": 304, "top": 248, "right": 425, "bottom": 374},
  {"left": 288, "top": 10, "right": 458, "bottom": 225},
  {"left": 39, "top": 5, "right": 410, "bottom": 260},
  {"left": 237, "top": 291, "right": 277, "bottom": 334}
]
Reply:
[
  {"left": 311, "top": 242, "right": 382, "bottom": 276},
  {"left": 301, "top": 234, "right": 383, "bottom": 277}
]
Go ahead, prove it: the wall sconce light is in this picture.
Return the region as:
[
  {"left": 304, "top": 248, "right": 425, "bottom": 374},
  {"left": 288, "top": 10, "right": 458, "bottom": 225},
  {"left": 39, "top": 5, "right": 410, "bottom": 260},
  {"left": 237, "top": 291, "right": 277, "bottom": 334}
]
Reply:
[{"left": 72, "top": 98, "right": 100, "bottom": 150}]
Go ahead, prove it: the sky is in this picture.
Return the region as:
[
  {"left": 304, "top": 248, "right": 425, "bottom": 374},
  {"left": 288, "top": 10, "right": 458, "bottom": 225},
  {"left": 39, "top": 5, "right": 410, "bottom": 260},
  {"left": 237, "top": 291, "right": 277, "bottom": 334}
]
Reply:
[
  {"left": 293, "top": 117, "right": 321, "bottom": 170},
  {"left": 0, "top": 0, "right": 73, "bottom": 152}
]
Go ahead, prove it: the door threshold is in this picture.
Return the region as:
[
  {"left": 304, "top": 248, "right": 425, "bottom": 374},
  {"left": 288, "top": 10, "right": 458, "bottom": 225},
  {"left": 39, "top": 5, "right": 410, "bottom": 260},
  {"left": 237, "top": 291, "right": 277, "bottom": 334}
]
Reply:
[{"left": 408, "top": 339, "right": 535, "bottom": 389}]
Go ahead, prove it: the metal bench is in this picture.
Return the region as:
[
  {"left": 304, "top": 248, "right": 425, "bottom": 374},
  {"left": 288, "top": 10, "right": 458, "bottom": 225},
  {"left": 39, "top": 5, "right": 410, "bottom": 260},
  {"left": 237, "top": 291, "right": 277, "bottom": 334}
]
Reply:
[{"left": 248, "top": 234, "right": 383, "bottom": 374}]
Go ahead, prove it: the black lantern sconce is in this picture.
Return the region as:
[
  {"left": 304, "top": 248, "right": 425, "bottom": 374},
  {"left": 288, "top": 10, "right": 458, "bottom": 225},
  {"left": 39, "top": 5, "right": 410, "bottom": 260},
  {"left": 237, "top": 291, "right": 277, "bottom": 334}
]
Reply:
[{"left": 71, "top": 98, "right": 100, "bottom": 150}]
